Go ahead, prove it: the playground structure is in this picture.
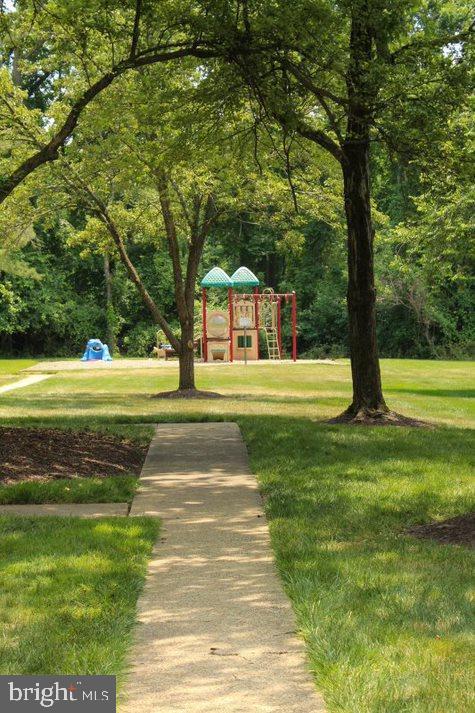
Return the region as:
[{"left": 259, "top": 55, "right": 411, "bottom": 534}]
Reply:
[
  {"left": 81, "top": 338, "right": 112, "bottom": 361},
  {"left": 201, "top": 266, "right": 297, "bottom": 362}
]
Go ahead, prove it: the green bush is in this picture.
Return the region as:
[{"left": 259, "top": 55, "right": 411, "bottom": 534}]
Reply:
[{"left": 121, "top": 323, "right": 158, "bottom": 356}]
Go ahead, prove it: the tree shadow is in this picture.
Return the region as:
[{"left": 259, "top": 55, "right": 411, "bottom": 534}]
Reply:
[
  {"left": 387, "top": 388, "right": 475, "bottom": 399},
  {"left": 238, "top": 415, "right": 474, "bottom": 708},
  {"left": 0, "top": 516, "right": 157, "bottom": 675}
]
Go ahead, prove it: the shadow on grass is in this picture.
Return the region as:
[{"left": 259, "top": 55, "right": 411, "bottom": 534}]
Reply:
[
  {"left": 0, "top": 516, "right": 158, "bottom": 675},
  {"left": 0, "top": 407, "right": 473, "bottom": 708},
  {"left": 387, "top": 387, "right": 475, "bottom": 398},
  {"left": 237, "top": 415, "right": 474, "bottom": 710}
]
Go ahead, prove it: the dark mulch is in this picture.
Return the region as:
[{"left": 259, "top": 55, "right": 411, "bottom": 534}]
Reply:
[
  {"left": 406, "top": 513, "right": 475, "bottom": 548},
  {"left": 0, "top": 427, "right": 147, "bottom": 484},
  {"left": 328, "top": 410, "right": 433, "bottom": 428},
  {"left": 152, "top": 389, "right": 223, "bottom": 399}
]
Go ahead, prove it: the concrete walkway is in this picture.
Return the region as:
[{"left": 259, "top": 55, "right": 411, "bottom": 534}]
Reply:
[
  {"left": 0, "top": 374, "right": 50, "bottom": 393},
  {"left": 124, "top": 422, "right": 324, "bottom": 712},
  {"left": 0, "top": 503, "right": 129, "bottom": 517}
]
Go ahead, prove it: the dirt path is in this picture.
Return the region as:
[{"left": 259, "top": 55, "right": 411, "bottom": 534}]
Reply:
[
  {"left": 25, "top": 359, "right": 337, "bottom": 372},
  {"left": 0, "top": 374, "right": 50, "bottom": 394}
]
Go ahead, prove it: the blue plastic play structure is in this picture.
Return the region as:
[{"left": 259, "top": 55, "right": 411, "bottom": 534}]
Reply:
[{"left": 81, "top": 338, "right": 112, "bottom": 361}]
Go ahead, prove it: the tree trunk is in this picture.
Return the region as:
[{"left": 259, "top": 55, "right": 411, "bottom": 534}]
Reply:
[
  {"left": 342, "top": 141, "right": 388, "bottom": 417},
  {"left": 178, "top": 320, "right": 196, "bottom": 391},
  {"left": 103, "top": 253, "right": 115, "bottom": 355},
  {"left": 334, "top": 6, "right": 389, "bottom": 420}
]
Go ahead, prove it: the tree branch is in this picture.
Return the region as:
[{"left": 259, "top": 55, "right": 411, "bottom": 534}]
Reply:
[
  {"left": 281, "top": 59, "right": 348, "bottom": 107},
  {"left": 184, "top": 193, "right": 217, "bottom": 311},
  {"left": 99, "top": 208, "right": 180, "bottom": 351},
  {"left": 281, "top": 61, "right": 346, "bottom": 144},
  {"left": 130, "top": 0, "right": 142, "bottom": 58},
  {"left": 170, "top": 178, "right": 194, "bottom": 231},
  {"left": 390, "top": 20, "right": 474, "bottom": 62},
  {"left": 60, "top": 168, "right": 180, "bottom": 351},
  {"left": 155, "top": 170, "right": 188, "bottom": 323},
  {"left": 281, "top": 114, "right": 345, "bottom": 164},
  {"left": 0, "top": 44, "right": 224, "bottom": 205}
]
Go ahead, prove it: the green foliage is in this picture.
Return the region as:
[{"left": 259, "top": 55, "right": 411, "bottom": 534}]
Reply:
[
  {"left": 122, "top": 323, "right": 162, "bottom": 357},
  {"left": 374, "top": 105, "right": 474, "bottom": 358},
  {"left": 0, "top": 183, "right": 40, "bottom": 278},
  {"left": 0, "top": 226, "right": 107, "bottom": 355},
  {"left": 0, "top": 0, "right": 472, "bottom": 359}
]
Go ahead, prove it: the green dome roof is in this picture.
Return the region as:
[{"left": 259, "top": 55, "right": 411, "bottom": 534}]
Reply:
[
  {"left": 231, "top": 266, "right": 260, "bottom": 287},
  {"left": 201, "top": 267, "right": 233, "bottom": 288}
]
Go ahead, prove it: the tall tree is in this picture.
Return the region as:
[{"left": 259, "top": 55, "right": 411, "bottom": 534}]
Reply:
[
  {"left": 40, "top": 67, "right": 276, "bottom": 394},
  {"left": 73, "top": 174, "right": 221, "bottom": 394},
  {"left": 221, "top": 0, "right": 473, "bottom": 421}
]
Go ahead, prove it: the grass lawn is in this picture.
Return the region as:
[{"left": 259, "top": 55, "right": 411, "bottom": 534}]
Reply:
[
  {"left": 0, "top": 516, "right": 158, "bottom": 677},
  {"left": 0, "top": 358, "right": 473, "bottom": 711},
  {"left": 0, "top": 359, "right": 38, "bottom": 387},
  {"left": 0, "top": 358, "right": 37, "bottom": 375},
  {"left": 0, "top": 476, "right": 138, "bottom": 504}
]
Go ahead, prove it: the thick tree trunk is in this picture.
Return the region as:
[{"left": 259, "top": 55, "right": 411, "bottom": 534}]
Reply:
[
  {"left": 178, "top": 320, "right": 196, "bottom": 391},
  {"left": 342, "top": 141, "right": 388, "bottom": 417},
  {"left": 333, "top": 6, "right": 389, "bottom": 421}
]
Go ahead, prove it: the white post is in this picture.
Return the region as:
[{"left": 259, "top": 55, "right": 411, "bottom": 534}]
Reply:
[{"left": 239, "top": 316, "right": 252, "bottom": 366}]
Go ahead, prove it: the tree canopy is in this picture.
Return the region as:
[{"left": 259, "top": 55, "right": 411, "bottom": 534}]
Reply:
[{"left": 0, "top": 0, "right": 473, "bottom": 407}]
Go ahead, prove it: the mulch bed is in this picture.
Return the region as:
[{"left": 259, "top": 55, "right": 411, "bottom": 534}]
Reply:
[
  {"left": 406, "top": 513, "right": 475, "bottom": 548},
  {"left": 0, "top": 427, "right": 147, "bottom": 485},
  {"left": 328, "top": 410, "right": 433, "bottom": 428},
  {"left": 152, "top": 389, "right": 223, "bottom": 399}
]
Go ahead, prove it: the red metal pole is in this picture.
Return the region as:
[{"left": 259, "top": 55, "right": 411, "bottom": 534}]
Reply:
[
  {"left": 228, "top": 287, "right": 234, "bottom": 362},
  {"left": 291, "top": 291, "right": 297, "bottom": 362},
  {"left": 277, "top": 296, "right": 282, "bottom": 356},
  {"left": 253, "top": 286, "right": 259, "bottom": 360},
  {"left": 202, "top": 288, "right": 208, "bottom": 362}
]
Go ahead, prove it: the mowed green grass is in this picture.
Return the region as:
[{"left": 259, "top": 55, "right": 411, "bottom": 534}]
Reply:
[
  {"left": 0, "top": 516, "right": 158, "bottom": 677},
  {"left": 245, "top": 420, "right": 474, "bottom": 712},
  {"left": 0, "top": 358, "right": 473, "bottom": 711},
  {"left": 0, "top": 358, "right": 472, "bottom": 427},
  {"left": 0, "top": 359, "right": 37, "bottom": 387},
  {"left": 0, "top": 359, "right": 37, "bottom": 375},
  {"left": 0, "top": 476, "right": 138, "bottom": 505}
]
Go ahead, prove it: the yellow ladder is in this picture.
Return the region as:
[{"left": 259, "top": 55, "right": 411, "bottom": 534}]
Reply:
[{"left": 264, "top": 327, "right": 281, "bottom": 359}]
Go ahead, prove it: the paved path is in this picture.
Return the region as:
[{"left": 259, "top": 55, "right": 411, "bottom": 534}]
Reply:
[
  {"left": 0, "top": 503, "right": 129, "bottom": 517},
  {"left": 0, "top": 374, "right": 50, "bottom": 393},
  {"left": 124, "top": 422, "right": 324, "bottom": 712}
]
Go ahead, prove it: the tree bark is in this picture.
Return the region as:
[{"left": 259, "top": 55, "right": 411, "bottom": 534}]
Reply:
[
  {"left": 65, "top": 165, "right": 219, "bottom": 396},
  {"left": 178, "top": 321, "right": 196, "bottom": 390},
  {"left": 339, "top": 7, "right": 388, "bottom": 418},
  {"left": 103, "top": 253, "right": 115, "bottom": 355},
  {"left": 342, "top": 143, "right": 388, "bottom": 416},
  {"left": 277, "top": 10, "right": 389, "bottom": 418},
  {"left": 156, "top": 179, "right": 216, "bottom": 394},
  {"left": 98, "top": 209, "right": 181, "bottom": 352}
]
